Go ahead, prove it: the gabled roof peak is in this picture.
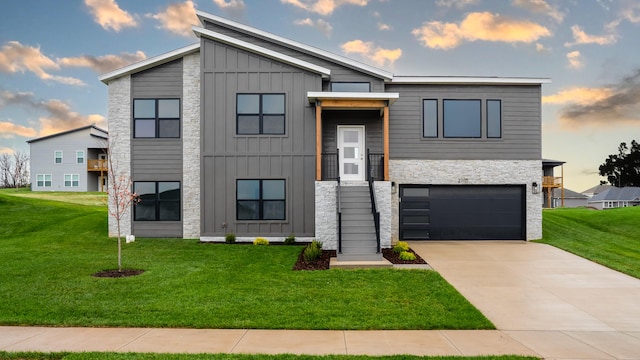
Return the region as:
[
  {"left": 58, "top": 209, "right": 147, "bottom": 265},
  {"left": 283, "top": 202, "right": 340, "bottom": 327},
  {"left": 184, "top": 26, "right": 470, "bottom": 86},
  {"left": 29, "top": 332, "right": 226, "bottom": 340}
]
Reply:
[
  {"left": 26, "top": 124, "right": 108, "bottom": 144},
  {"left": 196, "top": 10, "right": 394, "bottom": 81}
]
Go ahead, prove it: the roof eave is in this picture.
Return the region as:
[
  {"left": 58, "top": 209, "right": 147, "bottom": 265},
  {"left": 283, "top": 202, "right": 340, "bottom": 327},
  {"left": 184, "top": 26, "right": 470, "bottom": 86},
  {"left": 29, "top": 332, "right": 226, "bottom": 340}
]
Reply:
[
  {"left": 390, "top": 76, "right": 551, "bottom": 85},
  {"left": 307, "top": 91, "right": 399, "bottom": 105},
  {"left": 98, "top": 43, "right": 200, "bottom": 84}
]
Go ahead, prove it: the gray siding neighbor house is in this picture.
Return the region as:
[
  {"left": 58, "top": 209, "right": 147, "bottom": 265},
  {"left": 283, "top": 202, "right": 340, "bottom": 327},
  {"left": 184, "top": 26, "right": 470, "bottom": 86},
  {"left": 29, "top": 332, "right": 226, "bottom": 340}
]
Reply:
[
  {"left": 587, "top": 187, "right": 640, "bottom": 210},
  {"left": 27, "top": 125, "right": 109, "bottom": 192},
  {"left": 100, "top": 11, "right": 548, "bottom": 259}
]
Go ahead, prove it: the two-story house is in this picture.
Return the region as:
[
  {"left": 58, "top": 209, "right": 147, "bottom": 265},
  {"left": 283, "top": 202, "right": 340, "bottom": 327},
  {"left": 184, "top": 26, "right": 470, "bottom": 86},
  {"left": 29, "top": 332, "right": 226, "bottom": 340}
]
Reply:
[
  {"left": 100, "top": 11, "right": 547, "bottom": 260},
  {"left": 27, "top": 125, "right": 109, "bottom": 192}
]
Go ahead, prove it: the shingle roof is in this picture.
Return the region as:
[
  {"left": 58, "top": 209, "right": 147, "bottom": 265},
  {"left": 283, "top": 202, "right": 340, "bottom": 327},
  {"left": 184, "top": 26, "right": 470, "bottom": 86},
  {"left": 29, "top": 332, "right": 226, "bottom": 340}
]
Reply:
[
  {"left": 588, "top": 187, "right": 640, "bottom": 202},
  {"left": 581, "top": 184, "right": 613, "bottom": 195},
  {"left": 552, "top": 188, "right": 588, "bottom": 199}
]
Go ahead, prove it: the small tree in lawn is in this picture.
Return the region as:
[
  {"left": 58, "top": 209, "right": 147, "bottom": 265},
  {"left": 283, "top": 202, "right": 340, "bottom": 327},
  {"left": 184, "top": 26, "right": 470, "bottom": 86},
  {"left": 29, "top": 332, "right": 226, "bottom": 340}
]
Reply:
[{"left": 104, "top": 143, "right": 139, "bottom": 272}]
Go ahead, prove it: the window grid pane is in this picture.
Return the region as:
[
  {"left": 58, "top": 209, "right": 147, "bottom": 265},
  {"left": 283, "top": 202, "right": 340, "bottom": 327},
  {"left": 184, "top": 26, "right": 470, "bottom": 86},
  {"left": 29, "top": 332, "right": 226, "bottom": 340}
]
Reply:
[
  {"left": 236, "top": 94, "right": 285, "bottom": 135},
  {"left": 133, "top": 99, "right": 180, "bottom": 139},
  {"left": 76, "top": 151, "right": 84, "bottom": 164},
  {"left": 133, "top": 181, "right": 181, "bottom": 221},
  {"left": 236, "top": 180, "right": 286, "bottom": 221}
]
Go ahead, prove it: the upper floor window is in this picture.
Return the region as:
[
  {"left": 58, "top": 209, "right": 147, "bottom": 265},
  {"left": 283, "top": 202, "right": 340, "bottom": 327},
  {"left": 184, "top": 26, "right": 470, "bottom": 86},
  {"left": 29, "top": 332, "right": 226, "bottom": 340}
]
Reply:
[
  {"left": 444, "top": 100, "right": 481, "bottom": 138},
  {"left": 423, "top": 100, "right": 438, "bottom": 138},
  {"left": 54, "top": 151, "right": 62, "bottom": 164},
  {"left": 486, "top": 100, "right": 502, "bottom": 138},
  {"left": 36, "top": 174, "right": 52, "bottom": 187},
  {"left": 237, "top": 179, "right": 285, "bottom": 220},
  {"left": 134, "top": 99, "right": 180, "bottom": 138},
  {"left": 423, "top": 99, "right": 502, "bottom": 139},
  {"left": 76, "top": 150, "right": 85, "bottom": 164},
  {"left": 64, "top": 174, "right": 79, "bottom": 187},
  {"left": 330, "top": 82, "right": 370, "bottom": 92},
  {"left": 134, "top": 181, "right": 181, "bottom": 221},
  {"left": 237, "top": 94, "right": 285, "bottom": 135}
]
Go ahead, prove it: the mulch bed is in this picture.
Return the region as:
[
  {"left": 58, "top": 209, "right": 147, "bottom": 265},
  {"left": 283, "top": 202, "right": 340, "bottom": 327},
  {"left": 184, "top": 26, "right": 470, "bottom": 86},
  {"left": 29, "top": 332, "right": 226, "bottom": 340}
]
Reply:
[
  {"left": 92, "top": 269, "right": 145, "bottom": 278},
  {"left": 293, "top": 246, "right": 427, "bottom": 270}
]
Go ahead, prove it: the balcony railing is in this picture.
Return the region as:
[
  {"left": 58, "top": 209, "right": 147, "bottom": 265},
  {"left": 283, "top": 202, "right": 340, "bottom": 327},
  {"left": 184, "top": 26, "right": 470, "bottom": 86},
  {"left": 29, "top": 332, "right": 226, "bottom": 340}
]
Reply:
[
  {"left": 542, "top": 176, "right": 562, "bottom": 187},
  {"left": 87, "top": 159, "right": 108, "bottom": 172}
]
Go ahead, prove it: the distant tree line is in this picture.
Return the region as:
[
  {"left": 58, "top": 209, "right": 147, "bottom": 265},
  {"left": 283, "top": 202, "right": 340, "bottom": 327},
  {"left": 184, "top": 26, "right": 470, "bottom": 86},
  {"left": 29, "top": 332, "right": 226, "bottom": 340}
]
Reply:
[
  {"left": 0, "top": 151, "right": 30, "bottom": 188},
  {"left": 599, "top": 140, "right": 640, "bottom": 187}
]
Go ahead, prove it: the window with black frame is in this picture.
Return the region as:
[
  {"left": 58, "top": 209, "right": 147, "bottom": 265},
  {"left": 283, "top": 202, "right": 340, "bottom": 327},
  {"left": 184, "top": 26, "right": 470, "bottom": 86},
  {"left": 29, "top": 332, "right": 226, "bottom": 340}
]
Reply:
[
  {"left": 133, "top": 99, "right": 180, "bottom": 138},
  {"left": 236, "top": 94, "right": 285, "bottom": 135},
  {"left": 236, "top": 179, "right": 285, "bottom": 220},
  {"left": 133, "top": 181, "right": 181, "bottom": 221},
  {"left": 443, "top": 99, "right": 481, "bottom": 138}
]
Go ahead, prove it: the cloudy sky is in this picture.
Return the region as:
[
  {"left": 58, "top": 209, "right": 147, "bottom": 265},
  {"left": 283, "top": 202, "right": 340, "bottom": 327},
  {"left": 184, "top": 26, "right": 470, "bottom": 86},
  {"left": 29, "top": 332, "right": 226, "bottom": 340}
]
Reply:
[{"left": 1, "top": 0, "right": 640, "bottom": 191}]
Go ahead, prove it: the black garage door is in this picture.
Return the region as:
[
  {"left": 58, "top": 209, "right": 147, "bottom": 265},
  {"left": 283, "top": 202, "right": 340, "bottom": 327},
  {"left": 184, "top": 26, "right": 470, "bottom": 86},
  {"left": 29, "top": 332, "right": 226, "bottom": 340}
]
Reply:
[{"left": 399, "top": 185, "right": 525, "bottom": 240}]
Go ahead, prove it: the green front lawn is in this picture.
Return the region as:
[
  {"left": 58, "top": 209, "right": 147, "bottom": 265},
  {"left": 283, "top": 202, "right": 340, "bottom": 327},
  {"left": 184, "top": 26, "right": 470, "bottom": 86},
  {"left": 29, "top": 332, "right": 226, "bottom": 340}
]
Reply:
[
  {"left": 539, "top": 206, "right": 640, "bottom": 279},
  {"left": 0, "top": 191, "right": 492, "bottom": 330},
  {"left": 0, "top": 352, "right": 539, "bottom": 360}
]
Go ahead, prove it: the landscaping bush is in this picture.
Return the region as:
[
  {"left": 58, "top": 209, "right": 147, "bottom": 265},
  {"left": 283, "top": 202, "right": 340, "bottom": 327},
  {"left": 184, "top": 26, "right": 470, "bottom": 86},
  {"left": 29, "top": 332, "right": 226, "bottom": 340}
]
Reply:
[
  {"left": 393, "top": 241, "right": 410, "bottom": 254},
  {"left": 399, "top": 251, "right": 416, "bottom": 261},
  {"left": 303, "top": 240, "right": 322, "bottom": 262},
  {"left": 284, "top": 234, "right": 296, "bottom": 245},
  {"left": 225, "top": 233, "right": 236, "bottom": 244},
  {"left": 253, "top": 237, "right": 269, "bottom": 245}
]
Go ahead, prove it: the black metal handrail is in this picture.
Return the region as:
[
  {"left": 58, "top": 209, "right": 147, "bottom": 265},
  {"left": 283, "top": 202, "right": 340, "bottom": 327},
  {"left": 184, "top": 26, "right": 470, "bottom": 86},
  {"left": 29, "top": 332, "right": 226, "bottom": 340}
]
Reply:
[
  {"left": 367, "top": 151, "right": 384, "bottom": 181},
  {"left": 321, "top": 152, "right": 339, "bottom": 180},
  {"left": 366, "top": 149, "right": 381, "bottom": 253},
  {"left": 337, "top": 175, "right": 342, "bottom": 254}
]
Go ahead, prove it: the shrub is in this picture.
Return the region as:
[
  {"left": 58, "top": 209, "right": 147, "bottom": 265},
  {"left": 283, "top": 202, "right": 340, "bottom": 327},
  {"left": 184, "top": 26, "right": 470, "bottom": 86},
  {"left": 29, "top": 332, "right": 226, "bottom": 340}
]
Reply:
[
  {"left": 284, "top": 234, "right": 296, "bottom": 245},
  {"left": 393, "top": 241, "right": 410, "bottom": 254},
  {"left": 303, "top": 240, "right": 322, "bottom": 262},
  {"left": 225, "top": 233, "right": 236, "bottom": 244},
  {"left": 253, "top": 237, "right": 269, "bottom": 245},
  {"left": 399, "top": 251, "right": 416, "bottom": 261}
]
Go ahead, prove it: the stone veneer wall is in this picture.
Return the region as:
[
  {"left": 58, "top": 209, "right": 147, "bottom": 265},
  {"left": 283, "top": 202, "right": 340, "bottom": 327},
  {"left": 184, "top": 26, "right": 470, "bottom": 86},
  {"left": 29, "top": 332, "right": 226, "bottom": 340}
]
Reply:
[
  {"left": 314, "top": 181, "right": 338, "bottom": 250},
  {"left": 374, "top": 181, "right": 392, "bottom": 249},
  {"left": 107, "top": 76, "right": 132, "bottom": 237},
  {"left": 389, "top": 160, "right": 542, "bottom": 241},
  {"left": 182, "top": 53, "right": 201, "bottom": 239}
]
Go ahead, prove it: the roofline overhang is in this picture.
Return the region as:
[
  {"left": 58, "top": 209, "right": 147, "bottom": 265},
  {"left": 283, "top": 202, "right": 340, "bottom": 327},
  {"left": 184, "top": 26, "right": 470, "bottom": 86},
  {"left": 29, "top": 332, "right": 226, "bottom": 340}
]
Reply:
[
  {"left": 26, "top": 125, "right": 108, "bottom": 144},
  {"left": 98, "top": 43, "right": 200, "bottom": 83},
  {"left": 390, "top": 76, "right": 551, "bottom": 85},
  {"left": 307, "top": 91, "right": 399, "bottom": 105},
  {"left": 196, "top": 10, "right": 394, "bottom": 81},
  {"left": 193, "top": 26, "right": 331, "bottom": 78}
]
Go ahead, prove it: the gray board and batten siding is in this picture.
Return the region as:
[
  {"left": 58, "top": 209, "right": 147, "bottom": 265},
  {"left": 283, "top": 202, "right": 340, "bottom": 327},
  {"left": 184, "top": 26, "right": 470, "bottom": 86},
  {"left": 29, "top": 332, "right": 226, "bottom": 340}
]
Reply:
[
  {"left": 201, "top": 19, "right": 386, "bottom": 91},
  {"left": 130, "top": 58, "right": 183, "bottom": 237},
  {"left": 200, "top": 37, "right": 321, "bottom": 237},
  {"left": 385, "top": 84, "right": 542, "bottom": 160}
]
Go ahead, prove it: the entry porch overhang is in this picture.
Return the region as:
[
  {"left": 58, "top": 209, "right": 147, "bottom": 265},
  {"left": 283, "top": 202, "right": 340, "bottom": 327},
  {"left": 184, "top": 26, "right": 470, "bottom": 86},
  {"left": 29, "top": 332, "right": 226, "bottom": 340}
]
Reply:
[{"left": 307, "top": 92, "right": 399, "bottom": 181}]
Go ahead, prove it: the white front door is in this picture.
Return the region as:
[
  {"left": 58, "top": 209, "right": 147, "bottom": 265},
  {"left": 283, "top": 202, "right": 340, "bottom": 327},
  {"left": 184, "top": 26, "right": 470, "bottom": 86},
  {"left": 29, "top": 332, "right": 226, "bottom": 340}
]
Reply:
[{"left": 338, "top": 125, "right": 365, "bottom": 181}]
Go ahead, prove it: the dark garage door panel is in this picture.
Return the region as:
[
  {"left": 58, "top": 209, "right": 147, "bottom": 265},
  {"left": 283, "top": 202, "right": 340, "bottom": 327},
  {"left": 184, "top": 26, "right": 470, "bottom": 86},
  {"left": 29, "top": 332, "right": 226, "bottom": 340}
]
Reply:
[{"left": 400, "top": 185, "right": 525, "bottom": 240}]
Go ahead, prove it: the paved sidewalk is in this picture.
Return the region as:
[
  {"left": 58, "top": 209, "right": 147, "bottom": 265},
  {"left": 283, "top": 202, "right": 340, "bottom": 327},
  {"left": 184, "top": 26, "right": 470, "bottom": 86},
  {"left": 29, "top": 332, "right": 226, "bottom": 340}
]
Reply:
[
  {"left": 0, "top": 327, "right": 538, "bottom": 356},
  {"left": 2, "top": 241, "right": 639, "bottom": 359}
]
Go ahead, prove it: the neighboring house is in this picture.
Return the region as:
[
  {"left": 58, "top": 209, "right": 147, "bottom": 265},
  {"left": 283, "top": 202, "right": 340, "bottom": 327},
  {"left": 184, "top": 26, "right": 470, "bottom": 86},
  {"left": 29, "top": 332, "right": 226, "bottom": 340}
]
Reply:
[
  {"left": 100, "top": 11, "right": 548, "bottom": 260},
  {"left": 542, "top": 159, "right": 564, "bottom": 208},
  {"left": 587, "top": 187, "right": 640, "bottom": 210},
  {"left": 582, "top": 184, "right": 613, "bottom": 199},
  {"left": 27, "top": 125, "right": 108, "bottom": 192},
  {"left": 551, "top": 188, "right": 588, "bottom": 208}
]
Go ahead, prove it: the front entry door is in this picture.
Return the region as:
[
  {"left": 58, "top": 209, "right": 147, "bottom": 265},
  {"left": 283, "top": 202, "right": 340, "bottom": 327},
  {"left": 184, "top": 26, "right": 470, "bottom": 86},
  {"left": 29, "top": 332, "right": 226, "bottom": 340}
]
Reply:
[{"left": 337, "top": 125, "right": 365, "bottom": 181}]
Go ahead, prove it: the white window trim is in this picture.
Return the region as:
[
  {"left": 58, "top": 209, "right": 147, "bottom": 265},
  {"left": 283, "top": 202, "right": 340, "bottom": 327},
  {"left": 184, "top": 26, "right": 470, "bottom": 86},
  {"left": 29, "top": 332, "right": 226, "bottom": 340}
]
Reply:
[
  {"left": 64, "top": 174, "right": 80, "bottom": 187},
  {"left": 37, "top": 174, "right": 52, "bottom": 187},
  {"left": 54, "top": 150, "right": 63, "bottom": 164},
  {"left": 76, "top": 150, "right": 85, "bottom": 164}
]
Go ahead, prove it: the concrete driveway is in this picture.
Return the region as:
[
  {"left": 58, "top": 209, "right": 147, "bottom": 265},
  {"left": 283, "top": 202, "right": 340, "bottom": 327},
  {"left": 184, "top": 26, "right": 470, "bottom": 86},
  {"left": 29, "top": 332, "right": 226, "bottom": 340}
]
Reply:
[{"left": 410, "top": 241, "right": 640, "bottom": 359}]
